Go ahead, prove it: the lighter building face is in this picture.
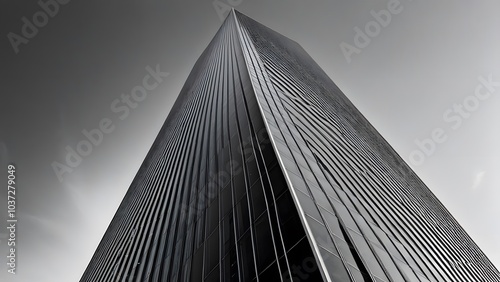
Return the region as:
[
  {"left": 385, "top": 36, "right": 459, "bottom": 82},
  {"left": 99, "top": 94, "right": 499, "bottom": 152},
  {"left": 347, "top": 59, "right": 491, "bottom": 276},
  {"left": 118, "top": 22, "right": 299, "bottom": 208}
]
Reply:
[{"left": 81, "top": 10, "right": 500, "bottom": 282}]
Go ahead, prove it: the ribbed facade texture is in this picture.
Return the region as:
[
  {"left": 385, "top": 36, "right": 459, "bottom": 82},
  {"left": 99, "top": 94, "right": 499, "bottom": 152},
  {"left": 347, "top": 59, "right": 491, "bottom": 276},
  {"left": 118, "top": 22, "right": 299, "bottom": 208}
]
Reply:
[{"left": 81, "top": 10, "right": 500, "bottom": 282}]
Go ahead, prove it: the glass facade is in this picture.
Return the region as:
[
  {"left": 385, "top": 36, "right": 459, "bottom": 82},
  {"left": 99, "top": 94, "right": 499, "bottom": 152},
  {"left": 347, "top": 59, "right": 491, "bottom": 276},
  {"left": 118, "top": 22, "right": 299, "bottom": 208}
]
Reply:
[{"left": 81, "top": 10, "right": 500, "bottom": 282}]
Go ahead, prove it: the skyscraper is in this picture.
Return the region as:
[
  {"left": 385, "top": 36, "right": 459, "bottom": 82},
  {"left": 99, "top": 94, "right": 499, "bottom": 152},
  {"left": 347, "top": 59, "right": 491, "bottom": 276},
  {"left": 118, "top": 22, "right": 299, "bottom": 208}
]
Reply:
[{"left": 81, "top": 10, "right": 500, "bottom": 282}]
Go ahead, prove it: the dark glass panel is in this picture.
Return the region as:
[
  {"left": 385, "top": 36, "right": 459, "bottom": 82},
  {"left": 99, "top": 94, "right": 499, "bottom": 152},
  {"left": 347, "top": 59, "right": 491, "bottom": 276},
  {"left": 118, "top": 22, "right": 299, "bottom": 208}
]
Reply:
[
  {"left": 207, "top": 197, "right": 219, "bottom": 237},
  {"left": 259, "top": 262, "right": 281, "bottom": 281},
  {"left": 255, "top": 215, "right": 276, "bottom": 270},
  {"left": 250, "top": 182, "right": 267, "bottom": 220},
  {"left": 268, "top": 165, "right": 287, "bottom": 198},
  {"left": 205, "top": 227, "right": 220, "bottom": 276},
  {"left": 239, "top": 232, "right": 257, "bottom": 281},
  {"left": 286, "top": 237, "right": 324, "bottom": 282},
  {"left": 235, "top": 196, "right": 250, "bottom": 238},
  {"left": 191, "top": 248, "right": 204, "bottom": 282}
]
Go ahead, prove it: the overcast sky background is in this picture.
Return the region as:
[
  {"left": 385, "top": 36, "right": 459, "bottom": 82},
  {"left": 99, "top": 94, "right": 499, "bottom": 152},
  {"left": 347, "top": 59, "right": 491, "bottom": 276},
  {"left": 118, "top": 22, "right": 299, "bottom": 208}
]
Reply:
[{"left": 1, "top": 1, "right": 499, "bottom": 281}]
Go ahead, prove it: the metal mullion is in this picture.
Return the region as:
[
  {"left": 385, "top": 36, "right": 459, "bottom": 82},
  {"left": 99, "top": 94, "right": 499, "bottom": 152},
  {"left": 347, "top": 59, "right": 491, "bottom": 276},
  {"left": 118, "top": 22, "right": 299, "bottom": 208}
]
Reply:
[{"left": 93, "top": 153, "right": 170, "bottom": 281}]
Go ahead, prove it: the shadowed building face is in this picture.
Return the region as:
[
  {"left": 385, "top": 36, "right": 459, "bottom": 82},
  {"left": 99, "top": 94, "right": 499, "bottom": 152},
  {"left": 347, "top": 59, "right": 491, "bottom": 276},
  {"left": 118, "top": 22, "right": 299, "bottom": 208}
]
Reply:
[{"left": 81, "top": 10, "right": 500, "bottom": 282}]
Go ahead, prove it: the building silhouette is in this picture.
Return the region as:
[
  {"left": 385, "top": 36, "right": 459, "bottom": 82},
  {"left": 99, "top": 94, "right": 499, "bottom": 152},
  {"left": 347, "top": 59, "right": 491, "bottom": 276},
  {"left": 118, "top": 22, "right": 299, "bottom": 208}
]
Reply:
[{"left": 81, "top": 10, "right": 500, "bottom": 282}]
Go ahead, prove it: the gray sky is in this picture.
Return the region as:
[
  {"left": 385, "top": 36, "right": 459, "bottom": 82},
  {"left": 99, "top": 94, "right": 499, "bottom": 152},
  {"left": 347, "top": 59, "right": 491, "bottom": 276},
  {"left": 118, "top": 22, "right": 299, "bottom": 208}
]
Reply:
[{"left": 1, "top": 1, "right": 499, "bottom": 281}]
